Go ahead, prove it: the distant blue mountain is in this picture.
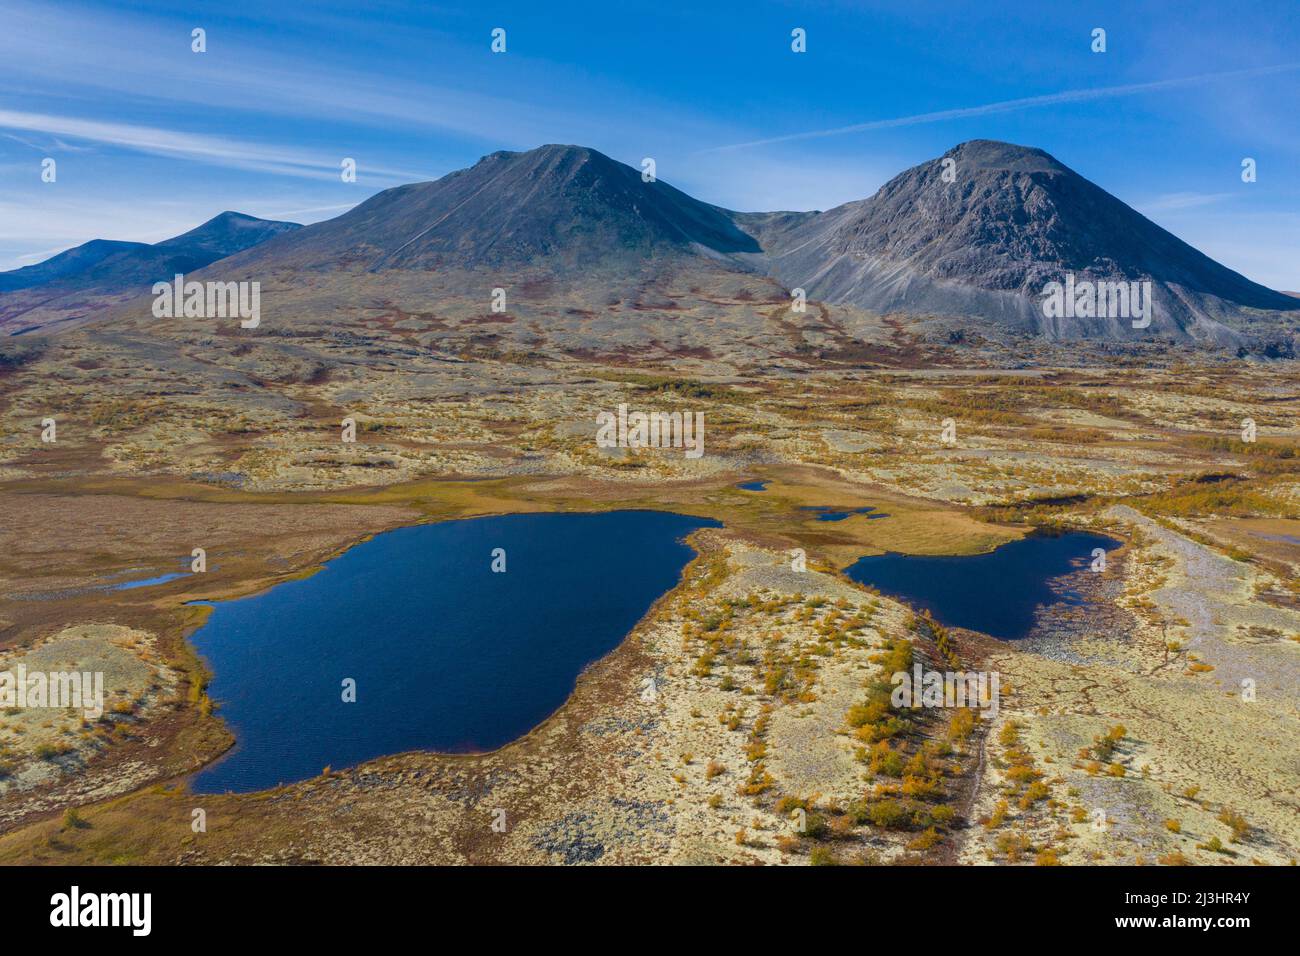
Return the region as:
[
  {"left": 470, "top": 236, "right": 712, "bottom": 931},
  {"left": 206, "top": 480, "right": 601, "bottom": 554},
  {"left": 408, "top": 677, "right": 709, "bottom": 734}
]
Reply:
[
  {"left": 0, "top": 212, "right": 301, "bottom": 334},
  {"left": 0, "top": 212, "right": 301, "bottom": 293}
]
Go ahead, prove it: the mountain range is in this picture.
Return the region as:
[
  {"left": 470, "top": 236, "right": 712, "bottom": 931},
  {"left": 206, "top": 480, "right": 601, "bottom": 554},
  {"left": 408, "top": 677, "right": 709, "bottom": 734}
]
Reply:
[
  {"left": 0, "top": 212, "right": 300, "bottom": 334},
  {"left": 3, "top": 141, "right": 1296, "bottom": 352}
]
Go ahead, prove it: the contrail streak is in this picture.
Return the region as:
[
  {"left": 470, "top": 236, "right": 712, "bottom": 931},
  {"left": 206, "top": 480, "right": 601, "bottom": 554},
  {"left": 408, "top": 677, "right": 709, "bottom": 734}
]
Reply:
[{"left": 699, "top": 63, "right": 1300, "bottom": 153}]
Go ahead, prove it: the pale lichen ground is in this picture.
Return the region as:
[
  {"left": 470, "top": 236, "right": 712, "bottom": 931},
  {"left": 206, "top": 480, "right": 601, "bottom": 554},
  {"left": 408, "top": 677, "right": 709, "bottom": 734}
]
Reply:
[
  {"left": 0, "top": 623, "right": 181, "bottom": 826},
  {"left": 962, "top": 506, "right": 1300, "bottom": 866}
]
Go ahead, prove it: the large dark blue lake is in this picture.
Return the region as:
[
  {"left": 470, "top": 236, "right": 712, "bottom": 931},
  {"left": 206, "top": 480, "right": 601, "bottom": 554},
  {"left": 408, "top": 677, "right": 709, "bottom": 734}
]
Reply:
[
  {"left": 190, "top": 510, "right": 717, "bottom": 794},
  {"left": 844, "top": 530, "right": 1118, "bottom": 641}
]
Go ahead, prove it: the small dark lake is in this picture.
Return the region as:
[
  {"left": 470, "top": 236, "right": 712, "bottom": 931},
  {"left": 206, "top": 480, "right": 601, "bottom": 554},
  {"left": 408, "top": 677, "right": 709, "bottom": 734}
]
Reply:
[
  {"left": 799, "top": 505, "right": 889, "bottom": 522},
  {"left": 844, "top": 530, "right": 1118, "bottom": 641},
  {"left": 190, "top": 510, "right": 717, "bottom": 794},
  {"left": 106, "top": 571, "right": 187, "bottom": 591}
]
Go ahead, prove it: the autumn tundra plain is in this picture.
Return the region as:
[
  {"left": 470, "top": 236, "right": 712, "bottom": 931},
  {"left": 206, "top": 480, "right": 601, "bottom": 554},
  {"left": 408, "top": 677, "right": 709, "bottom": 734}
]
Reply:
[{"left": 1, "top": 295, "right": 1297, "bottom": 864}]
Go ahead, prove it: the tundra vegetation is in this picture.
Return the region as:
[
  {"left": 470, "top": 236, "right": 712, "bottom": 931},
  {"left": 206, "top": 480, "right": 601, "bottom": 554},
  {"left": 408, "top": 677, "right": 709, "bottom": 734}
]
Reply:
[{"left": 0, "top": 313, "right": 1297, "bottom": 865}]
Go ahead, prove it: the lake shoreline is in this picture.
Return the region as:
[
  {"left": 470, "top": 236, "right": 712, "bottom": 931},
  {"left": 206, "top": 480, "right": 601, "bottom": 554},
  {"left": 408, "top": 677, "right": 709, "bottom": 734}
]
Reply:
[{"left": 187, "top": 509, "right": 721, "bottom": 794}]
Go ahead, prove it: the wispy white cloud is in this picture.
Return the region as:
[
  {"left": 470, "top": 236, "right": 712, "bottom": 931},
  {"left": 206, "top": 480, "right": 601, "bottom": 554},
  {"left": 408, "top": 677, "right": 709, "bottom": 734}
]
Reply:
[
  {"left": 0, "top": 0, "right": 676, "bottom": 154},
  {"left": 0, "top": 108, "right": 431, "bottom": 183},
  {"left": 2, "top": 131, "right": 97, "bottom": 153},
  {"left": 1137, "top": 192, "right": 1235, "bottom": 213},
  {"left": 259, "top": 201, "right": 359, "bottom": 219},
  {"left": 700, "top": 63, "right": 1300, "bottom": 153}
]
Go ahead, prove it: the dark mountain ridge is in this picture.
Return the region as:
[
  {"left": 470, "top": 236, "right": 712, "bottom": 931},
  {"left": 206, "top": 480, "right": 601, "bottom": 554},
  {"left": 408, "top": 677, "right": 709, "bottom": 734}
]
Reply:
[
  {"left": 754, "top": 140, "right": 1297, "bottom": 344},
  {"left": 218, "top": 145, "right": 759, "bottom": 278},
  {"left": 7, "top": 143, "right": 1296, "bottom": 351}
]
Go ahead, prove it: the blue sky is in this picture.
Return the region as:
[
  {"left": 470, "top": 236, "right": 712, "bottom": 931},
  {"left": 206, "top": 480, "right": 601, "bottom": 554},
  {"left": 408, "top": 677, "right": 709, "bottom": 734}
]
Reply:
[{"left": 2, "top": 0, "right": 1298, "bottom": 288}]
